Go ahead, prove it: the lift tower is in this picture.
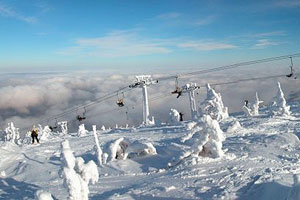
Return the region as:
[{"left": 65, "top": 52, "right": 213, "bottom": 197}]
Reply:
[{"left": 129, "top": 75, "right": 158, "bottom": 126}]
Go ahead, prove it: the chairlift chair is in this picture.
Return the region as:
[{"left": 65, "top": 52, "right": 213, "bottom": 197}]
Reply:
[
  {"left": 171, "top": 76, "right": 183, "bottom": 98},
  {"left": 76, "top": 107, "right": 86, "bottom": 122},
  {"left": 286, "top": 57, "right": 295, "bottom": 78},
  {"left": 116, "top": 92, "right": 125, "bottom": 107},
  {"left": 49, "top": 119, "right": 58, "bottom": 131}
]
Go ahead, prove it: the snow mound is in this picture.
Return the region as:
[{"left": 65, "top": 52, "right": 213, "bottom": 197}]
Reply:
[
  {"left": 106, "top": 138, "right": 157, "bottom": 162},
  {"left": 226, "top": 120, "right": 242, "bottom": 133},
  {"left": 35, "top": 190, "right": 54, "bottom": 200}
]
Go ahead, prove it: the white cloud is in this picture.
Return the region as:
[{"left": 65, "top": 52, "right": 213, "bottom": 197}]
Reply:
[
  {"left": 59, "top": 30, "right": 172, "bottom": 58},
  {"left": 253, "top": 31, "right": 286, "bottom": 37},
  {"left": 274, "top": 0, "right": 300, "bottom": 8},
  {"left": 178, "top": 40, "right": 237, "bottom": 51},
  {"left": 157, "top": 12, "right": 181, "bottom": 20},
  {"left": 0, "top": 3, "right": 37, "bottom": 23},
  {"left": 252, "top": 39, "right": 279, "bottom": 49},
  {"left": 193, "top": 15, "right": 216, "bottom": 26}
]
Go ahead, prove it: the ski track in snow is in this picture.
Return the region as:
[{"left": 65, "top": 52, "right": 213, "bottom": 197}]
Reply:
[{"left": 0, "top": 102, "right": 300, "bottom": 199}]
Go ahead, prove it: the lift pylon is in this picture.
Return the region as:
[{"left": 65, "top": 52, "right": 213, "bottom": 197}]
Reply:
[{"left": 129, "top": 75, "right": 158, "bottom": 126}]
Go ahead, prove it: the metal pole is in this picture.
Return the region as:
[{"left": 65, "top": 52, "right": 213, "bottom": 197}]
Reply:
[{"left": 142, "top": 84, "right": 150, "bottom": 125}]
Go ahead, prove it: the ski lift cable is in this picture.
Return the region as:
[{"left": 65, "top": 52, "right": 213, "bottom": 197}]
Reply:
[
  {"left": 40, "top": 86, "right": 131, "bottom": 123},
  {"left": 198, "top": 72, "right": 300, "bottom": 88},
  {"left": 156, "top": 53, "right": 300, "bottom": 82},
  {"left": 20, "top": 86, "right": 132, "bottom": 132}
]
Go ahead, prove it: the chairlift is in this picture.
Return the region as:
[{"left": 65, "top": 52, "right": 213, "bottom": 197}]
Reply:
[
  {"left": 49, "top": 119, "right": 58, "bottom": 131},
  {"left": 286, "top": 57, "right": 295, "bottom": 78},
  {"left": 171, "top": 76, "right": 183, "bottom": 98},
  {"left": 76, "top": 107, "right": 86, "bottom": 122},
  {"left": 116, "top": 92, "right": 125, "bottom": 107}
]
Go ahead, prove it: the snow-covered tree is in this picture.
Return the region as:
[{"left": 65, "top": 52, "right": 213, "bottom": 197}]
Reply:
[
  {"left": 182, "top": 115, "right": 225, "bottom": 158},
  {"left": 4, "top": 122, "right": 21, "bottom": 144},
  {"left": 199, "top": 83, "right": 228, "bottom": 122},
  {"left": 108, "top": 138, "right": 129, "bottom": 162},
  {"left": 60, "top": 140, "right": 99, "bottom": 200},
  {"left": 252, "top": 92, "right": 264, "bottom": 116},
  {"left": 242, "top": 102, "right": 253, "bottom": 117},
  {"left": 167, "top": 108, "right": 181, "bottom": 125},
  {"left": 78, "top": 124, "right": 88, "bottom": 137},
  {"left": 101, "top": 125, "right": 106, "bottom": 131},
  {"left": 92, "top": 125, "right": 103, "bottom": 166},
  {"left": 269, "top": 82, "right": 291, "bottom": 116},
  {"left": 58, "top": 121, "right": 68, "bottom": 135},
  {"left": 38, "top": 125, "right": 52, "bottom": 141},
  {"left": 242, "top": 92, "right": 264, "bottom": 117}
]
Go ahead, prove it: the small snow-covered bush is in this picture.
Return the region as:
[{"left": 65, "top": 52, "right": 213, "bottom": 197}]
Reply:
[
  {"left": 269, "top": 82, "right": 291, "bottom": 117},
  {"left": 167, "top": 108, "right": 181, "bottom": 125},
  {"left": 101, "top": 125, "right": 106, "bottom": 131},
  {"left": 4, "top": 122, "right": 21, "bottom": 144},
  {"left": 60, "top": 140, "right": 99, "bottom": 200},
  {"left": 182, "top": 115, "right": 225, "bottom": 158},
  {"left": 35, "top": 190, "right": 54, "bottom": 200},
  {"left": 199, "top": 83, "right": 228, "bottom": 122},
  {"left": 78, "top": 124, "right": 88, "bottom": 137},
  {"left": 58, "top": 121, "right": 68, "bottom": 135},
  {"left": 108, "top": 138, "right": 129, "bottom": 161},
  {"left": 242, "top": 92, "right": 263, "bottom": 117}
]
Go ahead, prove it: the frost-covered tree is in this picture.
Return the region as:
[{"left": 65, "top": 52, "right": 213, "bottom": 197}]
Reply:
[
  {"left": 108, "top": 138, "right": 129, "bottom": 162},
  {"left": 242, "top": 102, "right": 252, "bottom": 117},
  {"left": 78, "top": 124, "right": 88, "bottom": 137},
  {"left": 199, "top": 83, "right": 228, "bottom": 122},
  {"left": 38, "top": 125, "right": 52, "bottom": 141},
  {"left": 92, "top": 125, "right": 103, "bottom": 166},
  {"left": 252, "top": 92, "right": 264, "bottom": 116},
  {"left": 269, "top": 82, "right": 291, "bottom": 116},
  {"left": 75, "top": 157, "right": 99, "bottom": 200},
  {"left": 243, "top": 92, "right": 264, "bottom": 117},
  {"left": 4, "top": 122, "right": 21, "bottom": 144},
  {"left": 167, "top": 108, "right": 181, "bottom": 125},
  {"left": 101, "top": 125, "right": 106, "bottom": 131},
  {"left": 182, "top": 115, "right": 225, "bottom": 158},
  {"left": 60, "top": 140, "right": 99, "bottom": 200},
  {"left": 58, "top": 121, "right": 68, "bottom": 135}
]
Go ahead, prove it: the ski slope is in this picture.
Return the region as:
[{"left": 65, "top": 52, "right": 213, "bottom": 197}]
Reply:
[{"left": 0, "top": 102, "right": 300, "bottom": 200}]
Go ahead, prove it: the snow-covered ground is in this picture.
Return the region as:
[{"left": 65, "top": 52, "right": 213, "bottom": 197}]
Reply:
[{"left": 0, "top": 102, "right": 300, "bottom": 200}]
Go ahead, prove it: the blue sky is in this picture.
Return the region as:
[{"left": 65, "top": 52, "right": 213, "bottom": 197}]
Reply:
[{"left": 0, "top": 0, "right": 299, "bottom": 72}]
